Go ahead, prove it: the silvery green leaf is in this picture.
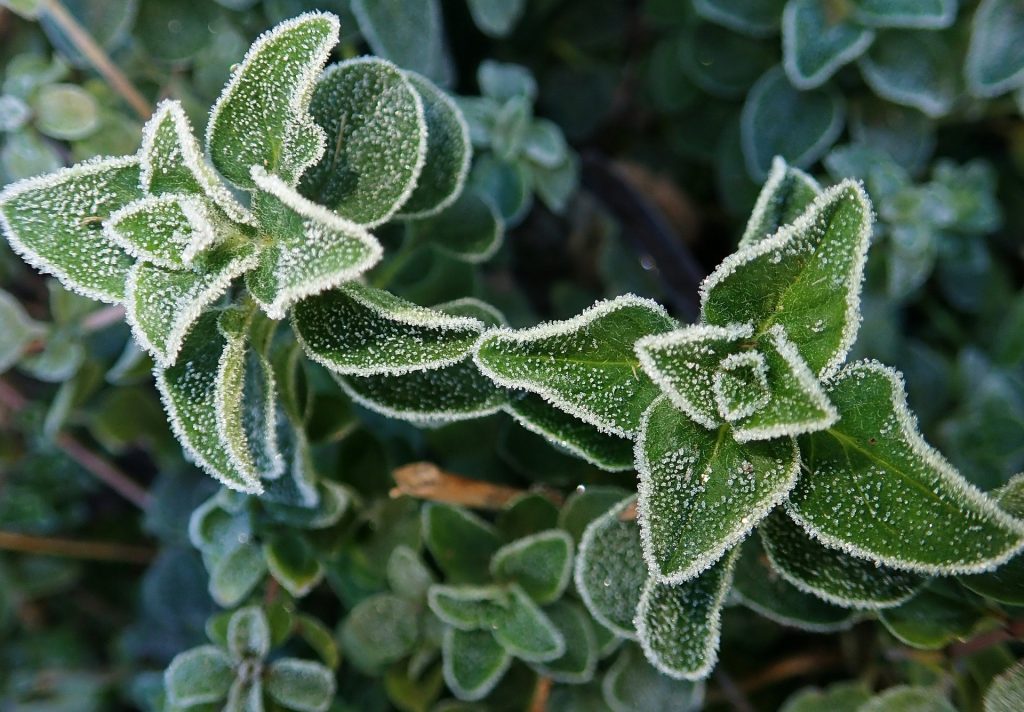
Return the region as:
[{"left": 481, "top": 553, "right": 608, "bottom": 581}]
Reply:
[
  {"left": 986, "top": 660, "right": 1024, "bottom": 712},
  {"left": 701, "top": 180, "right": 872, "bottom": 377},
  {"left": 602, "top": 644, "right": 704, "bottom": 712},
  {"left": 693, "top": 0, "right": 785, "bottom": 37},
  {"left": 398, "top": 72, "right": 472, "bottom": 218},
  {"left": 739, "top": 155, "right": 820, "bottom": 249},
  {"left": 301, "top": 58, "right": 426, "bottom": 226},
  {"left": 506, "top": 392, "right": 634, "bottom": 472},
  {"left": 531, "top": 601, "right": 598, "bottom": 683},
  {"left": 31, "top": 83, "right": 99, "bottom": 140},
  {"left": 224, "top": 674, "right": 263, "bottom": 712},
  {"left": 264, "top": 533, "right": 323, "bottom": 598},
  {"left": 523, "top": 119, "right": 568, "bottom": 170},
  {"left": 490, "top": 529, "right": 574, "bottom": 604},
  {"left": 294, "top": 281, "right": 485, "bottom": 376},
  {"left": 155, "top": 311, "right": 263, "bottom": 493},
  {"left": 246, "top": 167, "right": 383, "bottom": 319},
  {"left": 0, "top": 129, "right": 62, "bottom": 181},
  {"left": 466, "top": 0, "right": 527, "bottom": 37},
  {"left": 126, "top": 243, "right": 259, "bottom": 368},
  {"left": 965, "top": 0, "right": 1024, "bottom": 98},
  {"left": 422, "top": 503, "right": 502, "bottom": 584},
  {"left": 848, "top": 100, "right": 936, "bottom": 172},
  {"left": 783, "top": 0, "right": 875, "bottom": 90},
  {"left": 960, "top": 475, "right": 1024, "bottom": 604},
  {"left": 351, "top": 0, "right": 453, "bottom": 86},
  {"left": 877, "top": 580, "right": 982, "bottom": 649},
  {"left": 741, "top": 67, "right": 845, "bottom": 180},
  {"left": 859, "top": 31, "right": 956, "bottom": 118},
  {"left": 295, "top": 614, "right": 340, "bottom": 670},
  {"left": 106, "top": 194, "right": 221, "bottom": 270},
  {"left": 575, "top": 496, "right": 646, "bottom": 639},
  {"left": 409, "top": 192, "right": 504, "bottom": 263},
  {"left": 263, "top": 481, "right": 351, "bottom": 530},
  {"left": 265, "top": 659, "right": 335, "bottom": 712},
  {"left": 474, "top": 295, "right": 677, "bottom": 437},
  {"left": 853, "top": 0, "right": 956, "bottom": 29},
  {"left": 442, "top": 627, "right": 511, "bottom": 702},
  {"left": 19, "top": 330, "right": 83, "bottom": 383},
  {"left": 478, "top": 61, "right": 538, "bottom": 103},
  {"left": 789, "top": 361, "right": 1024, "bottom": 574},
  {"left": 467, "top": 154, "right": 532, "bottom": 226},
  {"left": 428, "top": 584, "right": 506, "bottom": 630},
  {"left": 861, "top": 687, "right": 957, "bottom": 712},
  {"left": 228, "top": 605, "right": 271, "bottom": 660},
  {"left": 558, "top": 486, "right": 632, "bottom": 544},
  {"left": 0, "top": 288, "right": 45, "bottom": 374},
  {"left": 491, "top": 96, "right": 531, "bottom": 162},
  {"left": 780, "top": 682, "right": 870, "bottom": 712},
  {"left": 206, "top": 12, "right": 339, "bottom": 188},
  {"left": 339, "top": 593, "right": 419, "bottom": 672},
  {"left": 164, "top": 645, "right": 234, "bottom": 707},
  {"left": 634, "top": 548, "right": 737, "bottom": 680},
  {"left": 387, "top": 545, "right": 436, "bottom": 601},
  {"left": 0, "top": 155, "right": 142, "bottom": 303},
  {"left": 492, "top": 584, "right": 565, "bottom": 662},
  {"left": 533, "top": 153, "right": 579, "bottom": 214},
  {"left": 263, "top": 413, "right": 319, "bottom": 508},
  {"left": 760, "top": 511, "right": 924, "bottom": 609},
  {"left": 637, "top": 395, "right": 800, "bottom": 583},
  {"left": 210, "top": 542, "right": 267, "bottom": 607}
]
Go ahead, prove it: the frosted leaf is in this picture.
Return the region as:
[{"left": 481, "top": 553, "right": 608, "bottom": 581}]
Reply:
[
  {"left": 154, "top": 310, "right": 263, "bottom": 493},
  {"left": 986, "top": 660, "right": 1024, "bottom": 712},
  {"left": 858, "top": 31, "right": 956, "bottom": 119},
  {"left": 964, "top": 0, "right": 1024, "bottom": 98},
  {"left": 474, "top": 295, "right": 677, "bottom": 437},
  {"left": 575, "top": 496, "right": 647, "bottom": 639},
  {"left": 442, "top": 627, "right": 511, "bottom": 702},
  {"left": 853, "top": 0, "right": 956, "bottom": 29},
  {"left": 713, "top": 350, "right": 770, "bottom": 422},
  {"left": 860, "top": 687, "right": 957, "bottom": 712},
  {"left": 506, "top": 392, "right": 634, "bottom": 472},
  {"left": 760, "top": 510, "right": 924, "bottom": 609},
  {"left": 225, "top": 674, "right": 262, "bottom": 712},
  {"left": 466, "top": 0, "right": 527, "bottom": 38},
  {"left": 263, "top": 480, "right": 351, "bottom": 531},
  {"left": 263, "top": 411, "right": 320, "bottom": 508},
  {"left": 300, "top": 58, "right": 426, "bottom": 226},
  {"left": 782, "top": 0, "right": 875, "bottom": 90},
  {"left": 164, "top": 645, "right": 234, "bottom": 707},
  {"left": 789, "top": 361, "right": 1024, "bottom": 574},
  {"left": 739, "top": 155, "right": 820, "bottom": 249},
  {"left": 210, "top": 542, "right": 267, "bottom": 607},
  {"left": 140, "top": 99, "right": 252, "bottom": 226},
  {"left": 558, "top": 486, "right": 632, "bottom": 544},
  {"left": 0, "top": 155, "right": 141, "bottom": 303},
  {"left": 491, "top": 584, "right": 565, "bottom": 662},
  {"left": 265, "top": 658, "right": 335, "bottom": 712},
  {"left": 339, "top": 593, "right": 419, "bottom": 672},
  {"left": 386, "top": 545, "right": 436, "bottom": 601},
  {"left": 106, "top": 194, "right": 220, "bottom": 269},
  {"left": 206, "top": 12, "right": 338, "bottom": 188},
  {"left": 422, "top": 503, "right": 502, "bottom": 584},
  {"left": 531, "top": 601, "right": 597, "bottom": 684},
  {"left": 0, "top": 288, "right": 45, "bottom": 374},
  {"left": 397, "top": 71, "right": 471, "bottom": 218},
  {"left": 636, "top": 395, "right": 800, "bottom": 583},
  {"left": 693, "top": 0, "right": 784, "bottom": 37},
  {"left": 732, "top": 536, "right": 862, "bottom": 632},
  {"left": 959, "top": 475, "right": 1024, "bottom": 604},
  {"left": 351, "top": 0, "right": 454, "bottom": 87},
  {"left": 877, "top": 579, "right": 982, "bottom": 649},
  {"left": 523, "top": 119, "right": 569, "bottom": 169},
  {"left": 603, "top": 643, "right": 704, "bottom": 712},
  {"left": 408, "top": 191, "right": 504, "bottom": 264},
  {"left": 634, "top": 548, "right": 737, "bottom": 680},
  {"left": 247, "top": 167, "right": 383, "bottom": 319},
  {"left": 490, "top": 529, "right": 574, "bottom": 604},
  {"left": 293, "top": 281, "right": 485, "bottom": 376},
  {"left": 701, "top": 180, "right": 873, "bottom": 378},
  {"left": 779, "top": 682, "right": 871, "bottom": 712},
  {"left": 263, "top": 533, "right": 323, "bottom": 598},
  {"left": 228, "top": 605, "right": 271, "bottom": 660},
  {"left": 125, "top": 243, "right": 259, "bottom": 368},
  {"left": 428, "top": 584, "right": 507, "bottom": 630}
]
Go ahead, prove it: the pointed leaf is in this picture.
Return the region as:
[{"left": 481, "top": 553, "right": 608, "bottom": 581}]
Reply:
[
  {"left": 247, "top": 168, "right": 383, "bottom": 319},
  {"left": 603, "top": 643, "right": 704, "bottom": 712},
  {"left": 0, "top": 156, "right": 141, "bottom": 302},
  {"left": 853, "top": 0, "right": 956, "bottom": 29},
  {"left": 301, "top": 57, "right": 426, "bottom": 226},
  {"left": 294, "top": 282, "right": 484, "bottom": 375},
  {"left": 637, "top": 395, "right": 800, "bottom": 583},
  {"left": 228, "top": 605, "right": 271, "bottom": 660},
  {"left": 264, "top": 532, "right": 323, "bottom": 598},
  {"left": 739, "top": 156, "right": 820, "bottom": 249},
  {"left": 635, "top": 548, "right": 737, "bottom": 680},
  {"left": 493, "top": 585, "right": 565, "bottom": 662},
  {"left": 960, "top": 475, "right": 1024, "bottom": 604},
  {"left": 266, "top": 659, "right": 335, "bottom": 712},
  {"left": 965, "top": 0, "right": 1024, "bottom": 98},
  {"left": 422, "top": 503, "right": 502, "bottom": 584},
  {"left": 532, "top": 601, "right": 597, "bottom": 683},
  {"left": 442, "top": 627, "right": 511, "bottom": 702},
  {"left": 789, "top": 361, "right": 1024, "bottom": 574},
  {"left": 206, "top": 12, "right": 339, "bottom": 188},
  {"left": 409, "top": 191, "right": 503, "bottom": 263},
  {"left": 782, "top": 0, "right": 875, "bottom": 89},
  {"left": 701, "top": 180, "right": 872, "bottom": 377},
  {"left": 490, "top": 529, "right": 573, "bottom": 604},
  {"left": 859, "top": 31, "right": 956, "bottom": 118},
  {"left": 475, "top": 295, "right": 677, "bottom": 437},
  {"left": 210, "top": 542, "right": 267, "bottom": 607},
  {"left": 164, "top": 646, "right": 234, "bottom": 707},
  {"left": 106, "top": 194, "right": 221, "bottom": 269}
]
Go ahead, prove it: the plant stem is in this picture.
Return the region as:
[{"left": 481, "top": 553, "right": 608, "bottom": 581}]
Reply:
[
  {"left": 528, "top": 676, "right": 552, "bottom": 712},
  {"left": 391, "top": 461, "right": 563, "bottom": 509},
  {"left": 0, "top": 531, "right": 154, "bottom": 564}
]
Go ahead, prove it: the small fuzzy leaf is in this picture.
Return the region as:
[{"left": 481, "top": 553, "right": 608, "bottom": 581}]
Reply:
[
  {"left": 301, "top": 58, "right": 426, "bottom": 226},
  {"left": 0, "top": 156, "right": 141, "bottom": 303},
  {"left": 493, "top": 585, "right": 565, "bottom": 662},
  {"left": 164, "top": 645, "right": 234, "bottom": 707},
  {"left": 878, "top": 580, "right": 983, "bottom": 649},
  {"left": 351, "top": 0, "right": 453, "bottom": 87},
  {"left": 422, "top": 503, "right": 502, "bottom": 584},
  {"left": 228, "top": 605, "right": 271, "bottom": 660},
  {"left": 206, "top": 12, "right": 339, "bottom": 188},
  {"left": 789, "top": 361, "right": 1024, "bottom": 574},
  {"left": 247, "top": 168, "right": 383, "bottom": 319},
  {"left": 859, "top": 31, "right": 956, "bottom": 118},
  {"left": 701, "top": 180, "right": 872, "bottom": 377},
  {"left": 32, "top": 83, "right": 98, "bottom": 140},
  {"left": 604, "top": 644, "right": 704, "bottom": 712},
  {"left": 853, "top": 0, "right": 956, "bottom": 29},
  {"left": 386, "top": 545, "right": 436, "bottom": 601},
  {"left": 210, "top": 543, "right": 267, "bottom": 607},
  {"left": 466, "top": 0, "right": 527, "bottom": 37},
  {"left": 693, "top": 0, "right": 785, "bottom": 37},
  {"left": 339, "top": 593, "right": 419, "bottom": 672},
  {"left": 965, "top": 0, "right": 1024, "bottom": 98},
  {"left": 398, "top": 72, "right": 472, "bottom": 218},
  {"left": 558, "top": 486, "right": 631, "bottom": 544},
  {"left": 960, "top": 476, "right": 1024, "bottom": 604},
  {"left": 782, "top": 0, "right": 875, "bottom": 89},
  {"left": 266, "top": 658, "right": 336, "bottom": 712},
  {"left": 860, "top": 687, "right": 956, "bottom": 712},
  {"left": 293, "top": 282, "right": 484, "bottom": 376},
  {"left": 739, "top": 156, "right": 820, "bottom": 249},
  {"left": 760, "top": 510, "right": 925, "bottom": 609},
  {"left": 635, "top": 549, "right": 737, "bottom": 680},
  {"left": 0, "top": 289, "right": 45, "bottom": 374},
  {"left": 637, "top": 395, "right": 799, "bottom": 583},
  {"left": 986, "top": 661, "right": 1024, "bottom": 712},
  {"left": 523, "top": 119, "right": 569, "bottom": 169},
  {"left": 467, "top": 154, "right": 532, "bottom": 226},
  {"left": 490, "top": 529, "right": 574, "bottom": 604},
  {"left": 498, "top": 493, "right": 560, "bottom": 541},
  {"left": 532, "top": 601, "right": 597, "bottom": 683},
  {"left": 575, "top": 496, "right": 647, "bottom": 639},
  {"left": 295, "top": 614, "right": 341, "bottom": 670},
  {"left": 506, "top": 392, "right": 634, "bottom": 472},
  {"left": 428, "top": 584, "right": 506, "bottom": 630},
  {"left": 475, "top": 295, "right": 677, "bottom": 437},
  {"left": 442, "top": 627, "right": 511, "bottom": 702},
  {"left": 106, "top": 194, "right": 221, "bottom": 269},
  {"left": 409, "top": 191, "right": 504, "bottom": 263},
  {"left": 478, "top": 61, "right": 537, "bottom": 103},
  {"left": 264, "top": 533, "right": 323, "bottom": 597},
  {"left": 780, "top": 682, "right": 871, "bottom": 712}
]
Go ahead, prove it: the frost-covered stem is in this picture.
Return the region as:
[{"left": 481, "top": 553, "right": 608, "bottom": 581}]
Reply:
[
  {"left": 0, "top": 531, "right": 154, "bottom": 564},
  {"left": 391, "top": 462, "right": 562, "bottom": 510},
  {"left": 38, "top": 0, "right": 152, "bottom": 120},
  {"left": 528, "top": 676, "right": 552, "bottom": 712}
]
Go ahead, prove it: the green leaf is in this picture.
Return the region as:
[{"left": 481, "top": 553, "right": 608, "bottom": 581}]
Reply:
[
  {"left": 206, "top": 12, "right": 339, "bottom": 188},
  {"left": 635, "top": 548, "right": 737, "bottom": 680},
  {"left": 164, "top": 645, "right": 234, "bottom": 707},
  {"left": 779, "top": 682, "right": 871, "bottom": 712},
  {"left": 466, "top": 0, "right": 527, "bottom": 37},
  {"left": 442, "top": 628, "right": 511, "bottom": 702},
  {"left": 701, "top": 180, "right": 872, "bottom": 377},
  {"left": 246, "top": 167, "right": 383, "bottom": 319},
  {"left": 960, "top": 476, "right": 1024, "bottom": 604},
  {"left": 679, "top": 21, "right": 777, "bottom": 99},
  {"left": 422, "top": 504, "right": 502, "bottom": 584},
  {"left": 492, "top": 585, "right": 565, "bottom": 662},
  {"left": 498, "top": 493, "right": 560, "bottom": 541},
  {"left": 490, "top": 529, "right": 574, "bottom": 604},
  {"left": 637, "top": 395, "right": 799, "bottom": 583},
  {"left": 853, "top": 0, "right": 956, "bottom": 29},
  {"left": 693, "top": 0, "right": 785, "bottom": 37},
  {"left": 409, "top": 192, "right": 504, "bottom": 264},
  {"left": 398, "top": 72, "right": 472, "bottom": 218},
  {"left": 0, "top": 288, "right": 44, "bottom": 374},
  {"left": 782, "top": 0, "right": 875, "bottom": 90},
  {"left": 339, "top": 593, "right": 419, "bottom": 672},
  {"left": 126, "top": 243, "right": 259, "bottom": 368},
  {"left": 295, "top": 614, "right": 341, "bottom": 670},
  {"left": 301, "top": 58, "right": 426, "bottom": 226},
  {"left": 475, "top": 295, "right": 677, "bottom": 437},
  {"left": 428, "top": 584, "right": 506, "bottom": 630},
  {"left": 859, "top": 31, "right": 956, "bottom": 118},
  {"left": 1, "top": 129, "right": 62, "bottom": 181},
  {"left": 351, "top": 0, "right": 453, "bottom": 87},
  {"left": 575, "top": 496, "right": 647, "bottom": 639},
  {"left": 602, "top": 643, "right": 705, "bottom": 712},
  {"left": 31, "top": 83, "right": 99, "bottom": 140},
  {"left": 266, "top": 658, "right": 336, "bottom": 712},
  {"left": 105, "top": 194, "right": 220, "bottom": 270},
  {"left": 506, "top": 393, "right": 634, "bottom": 472},
  {"left": 558, "top": 486, "right": 631, "bottom": 544},
  {"left": 741, "top": 67, "right": 845, "bottom": 180},
  {"left": 387, "top": 545, "right": 436, "bottom": 601},
  {"left": 789, "top": 361, "right": 1024, "bottom": 574},
  {"left": 467, "top": 154, "right": 532, "bottom": 227},
  {"left": 224, "top": 674, "right": 263, "bottom": 712},
  {"left": 965, "top": 0, "right": 1024, "bottom": 98},
  {"left": 478, "top": 61, "right": 537, "bottom": 103},
  {"left": 739, "top": 156, "right": 820, "bottom": 249},
  {"left": 532, "top": 601, "right": 597, "bottom": 683},
  {"left": 228, "top": 605, "right": 271, "bottom": 660},
  {"left": 210, "top": 543, "right": 267, "bottom": 607},
  {"left": 264, "top": 533, "right": 323, "bottom": 598},
  {"left": 986, "top": 660, "right": 1024, "bottom": 712},
  {"left": 878, "top": 580, "right": 984, "bottom": 649},
  {"left": 860, "top": 687, "right": 956, "bottom": 712},
  {"left": 0, "top": 156, "right": 142, "bottom": 303},
  {"left": 760, "top": 511, "right": 924, "bottom": 609}
]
